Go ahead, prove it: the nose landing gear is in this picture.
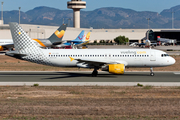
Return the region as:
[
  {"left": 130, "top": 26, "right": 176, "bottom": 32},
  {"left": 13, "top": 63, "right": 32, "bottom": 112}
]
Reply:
[{"left": 150, "top": 67, "right": 155, "bottom": 76}]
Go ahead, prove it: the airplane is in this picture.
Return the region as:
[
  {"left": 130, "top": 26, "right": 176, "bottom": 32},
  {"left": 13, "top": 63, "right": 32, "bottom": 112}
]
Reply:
[
  {"left": 6, "top": 22, "right": 176, "bottom": 77},
  {"left": 0, "top": 39, "right": 13, "bottom": 51},
  {"left": 157, "top": 36, "right": 177, "bottom": 46},
  {"left": 0, "top": 24, "right": 67, "bottom": 51},
  {"left": 57, "top": 31, "right": 91, "bottom": 49},
  {"left": 144, "top": 39, "right": 157, "bottom": 48}
]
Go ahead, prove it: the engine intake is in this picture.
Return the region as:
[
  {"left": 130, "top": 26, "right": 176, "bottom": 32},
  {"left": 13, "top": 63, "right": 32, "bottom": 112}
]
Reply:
[
  {"left": 102, "top": 64, "right": 125, "bottom": 74},
  {"left": 0, "top": 46, "right": 4, "bottom": 51}
]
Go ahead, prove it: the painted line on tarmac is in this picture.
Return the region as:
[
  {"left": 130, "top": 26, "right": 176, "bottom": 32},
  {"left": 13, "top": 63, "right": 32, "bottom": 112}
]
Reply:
[
  {"left": 1, "top": 82, "right": 180, "bottom": 86},
  {"left": 174, "top": 72, "right": 180, "bottom": 75},
  {"left": 0, "top": 75, "right": 59, "bottom": 77}
]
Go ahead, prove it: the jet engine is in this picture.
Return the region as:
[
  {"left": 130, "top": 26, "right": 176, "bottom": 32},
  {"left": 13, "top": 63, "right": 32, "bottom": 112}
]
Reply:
[
  {"left": 102, "top": 64, "right": 125, "bottom": 74},
  {"left": 0, "top": 46, "right": 4, "bottom": 51},
  {"left": 145, "top": 39, "right": 151, "bottom": 48}
]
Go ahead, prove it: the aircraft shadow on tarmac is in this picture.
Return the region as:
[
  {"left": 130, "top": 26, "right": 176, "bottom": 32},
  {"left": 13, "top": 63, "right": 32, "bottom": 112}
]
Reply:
[
  {"left": 42, "top": 72, "right": 116, "bottom": 80},
  {"left": 42, "top": 72, "right": 149, "bottom": 80}
]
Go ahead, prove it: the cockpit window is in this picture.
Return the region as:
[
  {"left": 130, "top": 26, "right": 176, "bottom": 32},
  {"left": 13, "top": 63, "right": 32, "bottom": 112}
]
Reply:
[{"left": 161, "top": 54, "right": 169, "bottom": 57}]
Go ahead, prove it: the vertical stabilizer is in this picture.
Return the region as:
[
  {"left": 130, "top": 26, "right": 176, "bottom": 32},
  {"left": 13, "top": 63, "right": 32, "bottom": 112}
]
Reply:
[
  {"left": 48, "top": 24, "right": 67, "bottom": 44},
  {"left": 85, "top": 32, "right": 91, "bottom": 42},
  {"left": 76, "top": 30, "right": 85, "bottom": 41},
  {"left": 71, "top": 30, "right": 85, "bottom": 42},
  {"left": 9, "top": 22, "right": 52, "bottom": 65},
  {"left": 9, "top": 22, "right": 40, "bottom": 53}
]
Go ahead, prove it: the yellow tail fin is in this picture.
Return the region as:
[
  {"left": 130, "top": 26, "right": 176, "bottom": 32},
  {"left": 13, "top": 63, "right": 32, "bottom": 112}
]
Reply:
[{"left": 85, "top": 32, "right": 91, "bottom": 41}]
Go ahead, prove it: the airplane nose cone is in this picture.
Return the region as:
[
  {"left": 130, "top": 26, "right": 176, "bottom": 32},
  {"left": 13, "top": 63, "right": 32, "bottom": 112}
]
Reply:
[{"left": 170, "top": 57, "right": 176, "bottom": 65}]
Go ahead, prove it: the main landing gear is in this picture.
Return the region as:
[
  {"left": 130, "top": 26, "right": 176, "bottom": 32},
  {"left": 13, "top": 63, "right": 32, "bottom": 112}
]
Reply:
[
  {"left": 92, "top": 67, "right": 98, "bottom": 77},
  {"left": 150, "top": 67, "right": 155, "bottom": 76}
]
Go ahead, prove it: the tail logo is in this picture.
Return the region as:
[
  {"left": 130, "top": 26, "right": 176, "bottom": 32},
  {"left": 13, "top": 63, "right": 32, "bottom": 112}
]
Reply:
[
  {"left": 78, "top": 35, "right": 85, "bottom": 40},
  {"left": 86, "top": 36, "right": 90, "bottom": 41},
  {"left": 85, "top": 32, "right": 91, "bottom": 41},
  {"left": 54, "top": 30, "right": 65, "bottom": 38},
  {"left": 18, "top": 32, "right": 21, "bottom": 35}
]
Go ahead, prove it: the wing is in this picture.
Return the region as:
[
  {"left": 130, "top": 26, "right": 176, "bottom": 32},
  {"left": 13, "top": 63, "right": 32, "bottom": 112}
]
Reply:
[{"left": 69, "top": 57, "right": 128, "bottom": 67}]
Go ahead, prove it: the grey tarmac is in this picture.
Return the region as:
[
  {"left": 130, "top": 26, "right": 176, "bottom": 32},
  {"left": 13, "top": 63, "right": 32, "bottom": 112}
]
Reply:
[{"left": 0, "top": 71, "right": 180, "bottom": 86}]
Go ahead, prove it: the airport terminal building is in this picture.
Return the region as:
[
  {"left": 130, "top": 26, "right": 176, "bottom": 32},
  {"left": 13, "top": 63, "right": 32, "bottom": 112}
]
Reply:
[{"left": 1, "top": 24, "right": 180, "bottom": 45}]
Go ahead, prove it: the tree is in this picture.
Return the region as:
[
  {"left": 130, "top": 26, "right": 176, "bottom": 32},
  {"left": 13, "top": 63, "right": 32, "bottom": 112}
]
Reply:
[
  {"left": 94, "top": 40, "right": 97, "bottom": 43},
  {"left": 114, "top": 36, "right": 129, "bottom": 45}
]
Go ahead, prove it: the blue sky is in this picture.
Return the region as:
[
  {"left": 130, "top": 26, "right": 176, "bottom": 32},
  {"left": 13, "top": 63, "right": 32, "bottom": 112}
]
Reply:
[{"left": 1, "top": 0, "right": 180, "bottom": 13}]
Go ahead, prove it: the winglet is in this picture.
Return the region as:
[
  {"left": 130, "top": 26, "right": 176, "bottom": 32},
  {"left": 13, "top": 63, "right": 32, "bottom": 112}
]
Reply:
[{"left": 69, "top": 57, "right": 74, "bottom": 62}]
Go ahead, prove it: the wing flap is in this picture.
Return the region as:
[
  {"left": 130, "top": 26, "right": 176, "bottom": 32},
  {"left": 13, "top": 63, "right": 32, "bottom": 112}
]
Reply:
[{"left": 69, "top": 57, "right": 128, "bottom": 66}]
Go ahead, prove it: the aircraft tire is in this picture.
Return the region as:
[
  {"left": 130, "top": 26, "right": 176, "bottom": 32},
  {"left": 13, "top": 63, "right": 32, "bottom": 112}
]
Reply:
[
  {"left": 92, "top": 70, "right": 98, "bottom": 77},
  {"left": 150, "top": 72, "right": 155, "bottom": 76}
]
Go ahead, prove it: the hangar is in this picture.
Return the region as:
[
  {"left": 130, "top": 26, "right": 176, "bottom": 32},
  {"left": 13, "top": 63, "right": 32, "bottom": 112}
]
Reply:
[
  {"left": 0, "top": 23, "right": 180, "bottom": 45},
  {"left": 147, "top": 30, "right": 180, "bottom": 45}
]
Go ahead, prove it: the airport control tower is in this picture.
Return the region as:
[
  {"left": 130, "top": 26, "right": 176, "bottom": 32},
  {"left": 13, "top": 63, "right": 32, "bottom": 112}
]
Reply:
[{"left": 67, "top": 0, "right": 86, "bottom": 28}]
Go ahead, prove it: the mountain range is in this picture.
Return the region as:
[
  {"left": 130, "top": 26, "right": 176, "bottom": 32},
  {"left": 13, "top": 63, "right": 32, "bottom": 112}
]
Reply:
[{"left": 1, "top": 5, "right": 180, "bottom": 29}]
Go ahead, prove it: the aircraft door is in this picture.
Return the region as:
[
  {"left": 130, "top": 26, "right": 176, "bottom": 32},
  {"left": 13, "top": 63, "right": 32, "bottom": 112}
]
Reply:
[{"left": 150, "top": 51, "right": 156, "bottom": 61}]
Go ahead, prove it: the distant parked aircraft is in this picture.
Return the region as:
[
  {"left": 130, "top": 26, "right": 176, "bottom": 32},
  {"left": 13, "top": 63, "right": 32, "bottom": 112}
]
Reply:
[
  {"left": 0, "top": 24, "right": 67, "bottom": 51},
  {"left": 57, "top": 30, "right": 91, "bottom": 49}
]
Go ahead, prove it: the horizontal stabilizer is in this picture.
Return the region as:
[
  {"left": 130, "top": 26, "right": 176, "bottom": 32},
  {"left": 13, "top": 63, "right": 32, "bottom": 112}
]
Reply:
[{"left": 5, "top": 51, "right": 27, "bottom": 58}]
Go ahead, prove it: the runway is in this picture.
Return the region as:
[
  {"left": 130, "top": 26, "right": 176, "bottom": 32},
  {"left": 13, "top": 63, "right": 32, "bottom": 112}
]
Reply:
[{"left": 0, "top": 71, "right": 180, "bottom": 86}]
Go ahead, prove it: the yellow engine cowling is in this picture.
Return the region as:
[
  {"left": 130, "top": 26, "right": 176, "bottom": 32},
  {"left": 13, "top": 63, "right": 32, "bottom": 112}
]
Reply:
[
  {"left": 0, "top": 46, "right": 4, "bottom": 51},
  {"left": 109, "top": 64, "right": 125, "bottom": 74}
]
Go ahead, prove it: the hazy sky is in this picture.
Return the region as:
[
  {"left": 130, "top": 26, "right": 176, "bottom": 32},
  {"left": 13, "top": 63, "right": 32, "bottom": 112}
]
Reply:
[{"left": 1, "top": 0, "right": 180, "bottom": 13}]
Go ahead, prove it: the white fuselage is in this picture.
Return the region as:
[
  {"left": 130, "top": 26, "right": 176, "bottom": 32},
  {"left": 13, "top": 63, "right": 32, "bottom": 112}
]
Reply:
[
  {"left": 0, "top": 39, "right": 13, "bottom": 46},
  {"left": 36, "top": 49, "right": 175, "bottom": 68},
  {"left": 0, "top": 39, "right": 52, "bottom": 48}
]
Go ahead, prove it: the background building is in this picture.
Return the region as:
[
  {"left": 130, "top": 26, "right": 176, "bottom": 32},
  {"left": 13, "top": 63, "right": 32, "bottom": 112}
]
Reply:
[{"left": 1, "top": 24, "right": 180, "bottom": 45}]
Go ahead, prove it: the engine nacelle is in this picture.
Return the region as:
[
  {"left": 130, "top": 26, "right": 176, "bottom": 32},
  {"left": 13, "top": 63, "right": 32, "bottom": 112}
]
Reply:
[
  {"left": 0, "top": 46, "right": 4, "bottom": 51},
  {"left": 145, "top": 39, "right": 151, "bottom": 48},
  {"left": 102, "top": 64, "right": 125, "bottom": 74}
]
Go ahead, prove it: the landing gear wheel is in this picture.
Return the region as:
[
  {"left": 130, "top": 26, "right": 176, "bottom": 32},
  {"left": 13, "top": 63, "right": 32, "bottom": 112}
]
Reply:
[
  {"left": 150, "top": 72, "right": 155, "bottom": 76},
  {"left": 92, "top": 70, "right": 98, "bottom": 77}
]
